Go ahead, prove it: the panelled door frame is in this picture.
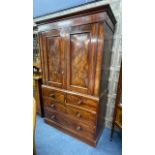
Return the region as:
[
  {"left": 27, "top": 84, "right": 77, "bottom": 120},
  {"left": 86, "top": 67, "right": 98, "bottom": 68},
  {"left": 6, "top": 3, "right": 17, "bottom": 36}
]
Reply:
[
  {"left": 66, "top": 23, "right": 98, "bottom": 95},
  {"left": 39, "top": 29, "right": 66, "bottom": 88}
]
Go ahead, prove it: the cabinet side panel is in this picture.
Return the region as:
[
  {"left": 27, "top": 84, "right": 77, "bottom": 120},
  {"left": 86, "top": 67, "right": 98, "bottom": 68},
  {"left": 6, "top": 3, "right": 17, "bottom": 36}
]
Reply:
[
  {"left": 96, "top": 23, "right": 114, "bottom": 138},
  {"left": 94, "top": 22, "right": 104, "bottom": 97}
]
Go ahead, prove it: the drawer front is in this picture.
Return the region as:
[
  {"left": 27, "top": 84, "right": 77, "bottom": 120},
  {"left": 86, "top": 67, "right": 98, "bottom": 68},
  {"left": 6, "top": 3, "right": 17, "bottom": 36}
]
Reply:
[
  {"left": 66, "top": 104, "right": 96, "bottom": 126},
  {"left": 66, "top": 94, "right": 97, "bottom": 112},
  {"left": 33, "top": 80, "right": 37, "bottom": 87},
  {"left": 116, "top": 108, "right": 122, "bottom": 127},
  {"left": 42, "top": 87, "right": 65, "bottom": 103},
  {"left": 43, "top": 97, "right": 66, "bottom": 114},
  {"left": 44, "top": 107, "right": 96, "bottom": 139}
]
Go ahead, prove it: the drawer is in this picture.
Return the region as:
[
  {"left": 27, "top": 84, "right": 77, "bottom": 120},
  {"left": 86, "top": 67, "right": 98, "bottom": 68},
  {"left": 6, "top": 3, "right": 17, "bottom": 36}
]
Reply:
[
  {"left": 66, "top": 94, "right": 98, "bottom": 112},
  {"left": 115, "top": 107, "right": 122, "bottom": 127},
  {"left": 33, "top": 80, "right": 37, "bottom": 87},
  {"left": 42, "top": 87, "right": 65, "bottom": 103},
  {"left": 66, "top": 104, "right": 96, "bottom": 126},
  {"left": 43, "top": 97, "right": 66, "bottom": 114},
  {"left": 44, "top": 107, "right": 96, "bottom": 139}
]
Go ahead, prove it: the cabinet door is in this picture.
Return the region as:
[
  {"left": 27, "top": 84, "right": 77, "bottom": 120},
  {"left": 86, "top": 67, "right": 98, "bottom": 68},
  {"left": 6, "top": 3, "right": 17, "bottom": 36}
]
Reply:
[
  {"left": 39, "top": 29, "right": 65, "bottom": 88},
  {"left": 66, "top": 24, "right": 98, "bottom": 95}
]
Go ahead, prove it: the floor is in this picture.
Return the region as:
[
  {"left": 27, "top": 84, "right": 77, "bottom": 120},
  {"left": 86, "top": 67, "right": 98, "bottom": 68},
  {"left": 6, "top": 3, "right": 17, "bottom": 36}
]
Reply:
[{"left": 35, "top": 115, "right": 122, "bottom": 155}]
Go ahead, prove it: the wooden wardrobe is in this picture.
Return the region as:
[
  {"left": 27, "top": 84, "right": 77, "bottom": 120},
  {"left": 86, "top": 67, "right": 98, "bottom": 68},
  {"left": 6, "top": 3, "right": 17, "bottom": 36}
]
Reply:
[{"left": 36, "top": 4, "right": 116, "bottom": 146}]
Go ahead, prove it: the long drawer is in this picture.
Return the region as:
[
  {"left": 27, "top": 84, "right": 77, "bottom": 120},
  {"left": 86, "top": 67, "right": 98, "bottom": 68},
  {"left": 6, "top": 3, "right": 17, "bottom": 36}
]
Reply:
[
  {"left": 43, "top": 97, "right": 96, "bottom": 126},
  {"left": 66, "top": 104, "right": 96, "bottom": 126},
  {"left": 44, "top": 107, "right": 96, "bottom": 139}
]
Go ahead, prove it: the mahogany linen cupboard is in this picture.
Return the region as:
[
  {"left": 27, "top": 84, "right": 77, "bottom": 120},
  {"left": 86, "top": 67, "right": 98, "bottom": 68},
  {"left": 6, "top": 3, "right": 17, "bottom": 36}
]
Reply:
[{"left": 37, "top": 4, "right": 116, "bottom": 146}]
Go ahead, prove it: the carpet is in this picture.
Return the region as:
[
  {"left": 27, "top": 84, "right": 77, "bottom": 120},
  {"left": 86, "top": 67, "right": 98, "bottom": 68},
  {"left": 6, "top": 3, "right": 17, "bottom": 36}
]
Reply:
[{"left": 35, "top": 115, "right": 122, "bottom": 155}]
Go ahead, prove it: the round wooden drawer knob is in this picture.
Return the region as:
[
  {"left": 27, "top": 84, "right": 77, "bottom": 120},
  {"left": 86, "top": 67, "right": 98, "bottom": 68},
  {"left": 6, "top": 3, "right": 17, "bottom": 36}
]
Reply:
[
  {"left": 51, "top": 115, "right": 56, "bottom": 120},
  {"left": 50, "top": 104, "right": 55, "bottom": 108},
  {"left": 76, "top": 126, "right": 81, "bottom": 131},
  {"left": 77, "top": 100, "right": 82, "bottom": 105},
  {"left": 50, "top": 94, "right": 55, "bottom": 98},
  {"left": 76, "top": 112, "right": 81, "bottom": 118}
]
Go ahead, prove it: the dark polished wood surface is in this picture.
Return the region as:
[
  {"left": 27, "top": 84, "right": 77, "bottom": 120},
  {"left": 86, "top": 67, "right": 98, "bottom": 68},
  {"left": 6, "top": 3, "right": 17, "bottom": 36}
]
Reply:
[
  {"left": 38, "top": 4, "right": 116, "bottom": 146},
  {"left": 44, "top": 107, "right": 96, "bottom": 143},
  {"left": 36, "top": 4, "right": 116, "bottom": 32}
]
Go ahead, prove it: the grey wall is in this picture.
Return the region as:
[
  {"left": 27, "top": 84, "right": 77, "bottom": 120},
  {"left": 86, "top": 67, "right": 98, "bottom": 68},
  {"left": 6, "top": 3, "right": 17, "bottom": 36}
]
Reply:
[{"left": 105, "top": 0, "right": 122, "bottom": 128}]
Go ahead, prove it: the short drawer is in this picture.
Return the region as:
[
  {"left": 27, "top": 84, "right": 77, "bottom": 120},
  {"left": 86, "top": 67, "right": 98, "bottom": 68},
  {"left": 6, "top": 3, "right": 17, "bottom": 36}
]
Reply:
[
  {"left": 66, "top": 104, "right": 96, "bottom": 126},
  {"left": 66, "top": 94, "right": 98, "bottom": 112},
  {"left": 44, "top": 107, "right": 96, "bottom": 139},
  {"left": 43, "top": 97, "right": 66, "bottom": 114},
  {"left": 42, "top": 87, "right": 65, "bottom": 103}
]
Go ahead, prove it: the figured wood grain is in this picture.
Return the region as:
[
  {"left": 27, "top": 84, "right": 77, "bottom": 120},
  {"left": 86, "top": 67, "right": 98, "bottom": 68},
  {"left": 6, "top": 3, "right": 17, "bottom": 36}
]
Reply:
[
  {"left": 42, "top": 85, "right": 99, "bottom": 101},
  {"left": 70, "top": 33, "right": 89, "bottom": 88},
  {"left": 42, "top": 87, "right": 65, "bottom": 103},
  {"left": 66, "top": 104, "right": 96, "bottom": 126},
  {"left": 94, "top": 23, "right": 105, "bottom": 96},
  {"left": 47, "top": 36, "right": 61, "bottom": 83},
  {"left": 40, "top": 29, "right": 65, "bottom": 88},
  {"left": 44, "top": 107, "right": 96, "bottom": 139},
  {"left": 44, "top": 117, "right": 97, "bottom": 146},
  {"left": 43, "top": 97, "right": 66, "bottom": 113},
  {"left": 66, "top": 93, "right": 97, "bottom": 112},
  {"left": 66, "top": 24, "right": 94, "bottom": 94},
  {"left": 87, "top": 23, "right": 98, "bottom": 95}
]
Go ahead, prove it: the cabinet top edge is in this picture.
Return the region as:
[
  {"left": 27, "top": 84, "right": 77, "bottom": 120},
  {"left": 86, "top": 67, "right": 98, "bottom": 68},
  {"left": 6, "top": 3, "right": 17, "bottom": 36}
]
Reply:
[{"left": 34, "top": 3, "right": 116, "bottom": 27}]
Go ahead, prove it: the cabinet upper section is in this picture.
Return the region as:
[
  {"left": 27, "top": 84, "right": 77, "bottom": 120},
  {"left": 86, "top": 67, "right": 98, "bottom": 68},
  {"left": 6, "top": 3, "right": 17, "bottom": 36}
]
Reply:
[{"left": 37, "top": 4, "right": 116, "bottom": 97}]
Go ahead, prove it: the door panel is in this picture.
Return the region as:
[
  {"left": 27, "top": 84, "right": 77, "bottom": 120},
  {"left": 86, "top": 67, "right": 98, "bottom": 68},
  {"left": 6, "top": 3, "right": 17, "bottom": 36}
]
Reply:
[
  {"left": 66, "top": 24, "right": 98, "bottom": 94},
  {"left": 47, "top": 36, "right": 61, "bottom": 83},
  {"left": 70, "top": 33, "right": 89, "bottom": 88},
  {"left": 40, "top": 29, "right": 65, "bottom": 88}
]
